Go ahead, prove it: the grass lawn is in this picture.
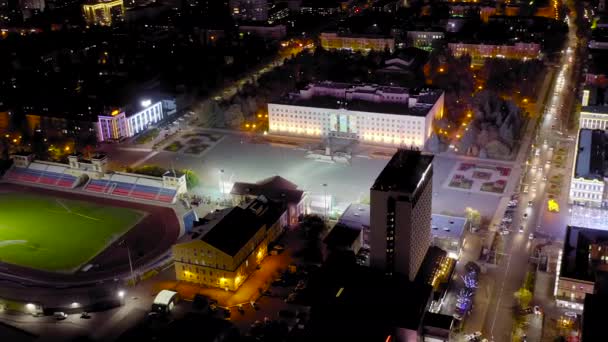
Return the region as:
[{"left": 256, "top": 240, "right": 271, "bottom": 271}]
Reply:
[{"left": 0, "top": 193, "right": 144, "bottom": 273}]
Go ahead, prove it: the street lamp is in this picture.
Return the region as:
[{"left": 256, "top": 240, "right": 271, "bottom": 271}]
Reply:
[
  {"left": 219, "top": 169, "right": 225, "bottom": 204},
  {"left": 322, "top": 183, "right": 328, "bottom": 221},
  {"left": 118, "top": 240, "right": 135, "bottom": 285}
]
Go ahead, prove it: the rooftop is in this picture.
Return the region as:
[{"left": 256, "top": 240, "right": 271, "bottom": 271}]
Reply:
[
  {"left": 560, "top": 226, "right": 608, "bottom": 282},
  {"left": 574, "top": 129, "right": 607, "bottom": 180},
  {"left": 581, "top": 105, "right": 608, "bottom": 114},
  {"left": 431, "top": 214, "right": 467, "bottom": 241},
  {"left": 230, "top": 176, "right": 304, "bottom": 204},
  {"left": 200, "top": 196, "right": 285, "bottom": 256},
  {"left": 337, "top": 203, "right": 370, "bottom": 230},
  {"left": 273, "top": 82, "right": 442, "bottom": 117},
  {"left": 583, "top": 294, "right": 608, "bottom": 342},
  {"left": 371, "top": 149, "right": 434, "bottom": 195}
]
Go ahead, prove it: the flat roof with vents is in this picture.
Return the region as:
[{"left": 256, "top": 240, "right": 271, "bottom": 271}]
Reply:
[{"left": 430, "top": 214, "right": 467, "bottom": 240}]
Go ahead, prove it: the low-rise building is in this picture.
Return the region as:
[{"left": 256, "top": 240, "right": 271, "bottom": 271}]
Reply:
[
  {"left": 323, "top": 223, "right": 363, "bottom": 254},
  {"left": 268, "top": 81, "right": 444, "bottom": 148},
  {"left": 238, "top": 23, "right": 286, "bottom": 40},
  {"left": 555, "top": 225, "right": 608, "bottom": 310},
  {"left": 406, "top": 30, "right": 444, "bottom": 51},
  {"left": 320, "top": 32, "right": 395, "bottom": 53},
  {"left": 230, "top": 176, "right": 306, "bottom": 225},
  {"left": 337, "top": 203, "right": 370, "bottom": 246},
  {"left": 569, "top": 129, "right": 607, "bottom": 208},
  {"left": 448, "top": 41, "right": 541, "bottom": 61},
  {"left": 173, "top": 196, "right": 287, "bottom": 290},
  {"left": 430, "top": 214, "right": 467, "bottom": 260}
]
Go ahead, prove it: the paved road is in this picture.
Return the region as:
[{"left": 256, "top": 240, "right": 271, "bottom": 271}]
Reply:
[{"left": 480, "top": 11, "right": 580, "bottom": 342}]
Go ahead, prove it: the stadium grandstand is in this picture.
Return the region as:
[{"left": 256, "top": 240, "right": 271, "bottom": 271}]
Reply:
[
  {"left": 84, "top": 172, "right": 183, "bottom": 204},
  {"left": 3, "top": 153, "right": 186, "bottom": 205},
  {"left": 5, "top": 160, "right": 83, "bottom": 189}
]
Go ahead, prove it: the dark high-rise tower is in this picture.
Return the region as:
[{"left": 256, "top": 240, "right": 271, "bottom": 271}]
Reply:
[{"left": 370, "top": 149, "right": 433, "bottom": 281}]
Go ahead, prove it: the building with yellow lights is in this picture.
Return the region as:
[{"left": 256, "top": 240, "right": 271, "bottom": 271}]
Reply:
[
  {"left": 320, "top": 32, "right": 395, "bottom": 53},
  {"left": 268, "top": 81, "right": 444, "bottom": 148},
  {"left": 173, "top": 196, "right": 287, "bottom": 291},
  {"left": 448, "top": 41, "right": 541, "bottom": 61},
  {"left": 82, "top": 0, "right": 125, "bottom": 26}
]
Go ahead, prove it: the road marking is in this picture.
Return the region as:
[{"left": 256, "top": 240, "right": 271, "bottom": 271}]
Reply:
[{"left": 490, "top": 250, "right": 512, "bottom": 339}]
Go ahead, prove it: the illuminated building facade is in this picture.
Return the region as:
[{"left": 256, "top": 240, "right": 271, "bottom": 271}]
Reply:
[
  {"left": 320, "top": 32, "right": 395, "bottom": 53},
  {"left": 370, "top": 150, "right": 433, "bottom": 280},
  {"left": 569, "top": 129, "right": 607, "bottom": 207},
  {"left": 229, "top": 0, "right": 268, "bottom": 21},
  {"left": 96, "top": 100, "right": 163, "bottom": 142},
  {"left": 579, "top": 107, "right": 608, "bottom": 130},
  {"left": 406, "top": 30, "right": 444, "bottom": 50},
  {"left": 173, "top": 197, "right": 286, "bottom": 291},
  {"left": 82, "top": 0, "right": 124, "bottom": 26},
  {"left": 448, "top": 41, "right": 541, "bottom": 61},
  {"left": 554, "top": 226, "right": 608, "bottom": 310},
  {"left": 268, "top": 81, "right": 444, "bottom": 148}
]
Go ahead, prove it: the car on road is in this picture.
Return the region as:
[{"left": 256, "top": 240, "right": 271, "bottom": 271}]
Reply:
[
  {"left": 53, "top": 312, "right": 68, "bottom": 320},
  {"left": 519, "top": 226, "right": 524, "bottom": 233},
  {"left": 528, "top": 201, "right": 533, "bottom": 207},
  {"left": 529, "top": 233, "right": 534, "bottom": 240}
]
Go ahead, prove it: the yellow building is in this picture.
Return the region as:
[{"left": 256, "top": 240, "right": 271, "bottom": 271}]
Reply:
[
  {"left": 320, "top": 32, "right": 395, "bottom": 53},
  {"left": 173, "top": 196, "right": 287, "bottom": 291},
  {"left": 82, "top": 0, "right": 124, "bottom": 26}
]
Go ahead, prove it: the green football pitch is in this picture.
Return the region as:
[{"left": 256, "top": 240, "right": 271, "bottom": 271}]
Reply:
[{"left": 0, "top": 192, "right": 144, "bottom": 273}]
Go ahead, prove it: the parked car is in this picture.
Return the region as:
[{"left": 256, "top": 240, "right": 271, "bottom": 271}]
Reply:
[{"left": 53, "top": 312, "right": 68, "bottom": 320}]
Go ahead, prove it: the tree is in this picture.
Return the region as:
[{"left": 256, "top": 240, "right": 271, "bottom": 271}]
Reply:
[
  {"left": 181, "top": 169, "right": 199, "bottom": 190},
  {"left": 465, "top": 207, "right": 481, "bottom": 230},
  {"left": 299, "top": 214, "right": 326, "bottom": 263},
  {"left": 514, "top": 288, "right": 532, "bottom": 308}
]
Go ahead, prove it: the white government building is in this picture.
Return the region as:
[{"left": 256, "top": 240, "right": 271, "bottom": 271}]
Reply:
[
  {"left": 579, "top": 88, "right": 608, "bottom": 130},
  {"left": 97, "top": 99, "right": 175, "bottom": 142},
  {"left": 569, "top": 129, "right": 607, "bottom": 207},
  {"left": 268, "top": 82, "right": 444, "bottom": 148}
]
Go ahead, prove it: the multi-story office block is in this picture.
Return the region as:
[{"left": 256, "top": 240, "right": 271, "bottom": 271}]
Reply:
[{"left": 370, "top": 149, "right": 434, "bottom": 280}]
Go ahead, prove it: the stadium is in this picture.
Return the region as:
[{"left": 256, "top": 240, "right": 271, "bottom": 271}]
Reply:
[{"left": 0, "top": 153, "right": 192, "bottom": 312}]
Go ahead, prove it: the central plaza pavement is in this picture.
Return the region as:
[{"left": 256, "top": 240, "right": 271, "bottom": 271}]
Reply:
[{"left": 105, "top": 133, "right": 509, "bottom": 219}]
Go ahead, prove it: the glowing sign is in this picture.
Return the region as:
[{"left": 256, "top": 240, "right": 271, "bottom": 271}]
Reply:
[
  {"left": 141, "top": 99, "right": 152, "bottom": 108},
  {"left": 111, "top": 109, "right": 120, "bottom": 116},
  {"left": 548, "top": 199, "right": 560, "bottom": 213}
]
